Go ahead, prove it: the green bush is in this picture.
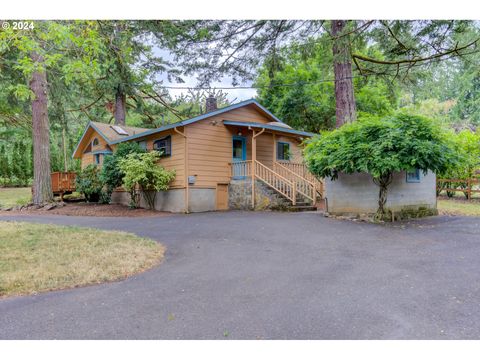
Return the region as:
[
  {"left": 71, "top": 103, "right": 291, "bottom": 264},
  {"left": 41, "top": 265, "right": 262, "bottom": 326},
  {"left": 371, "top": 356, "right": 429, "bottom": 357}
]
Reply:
[
  {"left": 118, "top": 151, "right": 176, "bottom": 209},
  {"left": 76, "top": 164, "right": 103, "bottom": 202},
  {"left": 100, "top": 142, "right": 145, "bottom": 203}
]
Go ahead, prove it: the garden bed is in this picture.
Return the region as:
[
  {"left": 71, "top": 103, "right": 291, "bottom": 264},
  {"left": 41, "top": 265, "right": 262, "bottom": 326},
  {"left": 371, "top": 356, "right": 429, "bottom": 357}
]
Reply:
[{"left": 0, "top": 202, "right": 171, "bottom": 217}]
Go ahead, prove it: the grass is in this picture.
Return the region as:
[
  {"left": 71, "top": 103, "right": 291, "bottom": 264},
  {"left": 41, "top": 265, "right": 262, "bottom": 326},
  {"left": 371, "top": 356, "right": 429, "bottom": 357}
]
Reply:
[
  {"left": 0, "top": 221, "right": 165, "bottom": 298},
  {"left": 0, "top": 187, "right": 31, "bottom": 209},
  {"left": 437, "top": 199, "right": 480, "bottom": 216}
]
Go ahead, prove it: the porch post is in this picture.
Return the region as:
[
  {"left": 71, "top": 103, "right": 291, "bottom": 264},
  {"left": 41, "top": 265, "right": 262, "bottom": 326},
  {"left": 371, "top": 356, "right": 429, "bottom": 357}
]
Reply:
[
  {"left": 251, "top": 129, "right": 256, "bottom": 209},
  {"left": 272, "top": 133, "right": 276, "bottom": 167}
]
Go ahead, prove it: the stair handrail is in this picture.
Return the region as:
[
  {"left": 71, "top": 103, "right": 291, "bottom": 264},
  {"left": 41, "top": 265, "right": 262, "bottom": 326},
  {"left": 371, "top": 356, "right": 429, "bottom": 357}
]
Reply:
[
  {"left": 277, "top": 161, "right": 324, "bottom": 198},
  {"left": 273, "top": 162, "right": 315, "bottom": 202},
  {"left": 254, "top": 160, "right": 296, "bottom": 204}
]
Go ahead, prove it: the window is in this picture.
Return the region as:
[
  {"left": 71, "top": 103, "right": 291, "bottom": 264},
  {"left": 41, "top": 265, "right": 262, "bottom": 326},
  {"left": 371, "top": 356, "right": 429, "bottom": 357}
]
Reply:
[
  {"left": 92, "top": 138, "right": 99, "bottom": 146},
  {"left": 94, "top": 153, "right": 101, "bottom": 165},
  {"left": 137, "top": 140, "right": 147, "bottom": 151},
  {"left": 277, "top": 142, "right": 290, "bottom": 161},
  {"left": 406, "top": 169, "right": 421, "bottom": 183},
  {"left": 153, "top": 136, "right": 172, "bottom": 157}
]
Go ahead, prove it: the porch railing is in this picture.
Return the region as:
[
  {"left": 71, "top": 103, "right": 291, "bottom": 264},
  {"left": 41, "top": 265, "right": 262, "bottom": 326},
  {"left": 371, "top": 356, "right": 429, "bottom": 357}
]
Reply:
[
  {"left": 277, "top": 161, "right": 324, "bottom": 198},
  {"left": 231, "top": 160, "right": 252, "bottom": 179},
  {"left": 273, "top": 162, "right": 315, "bottom": 203}
]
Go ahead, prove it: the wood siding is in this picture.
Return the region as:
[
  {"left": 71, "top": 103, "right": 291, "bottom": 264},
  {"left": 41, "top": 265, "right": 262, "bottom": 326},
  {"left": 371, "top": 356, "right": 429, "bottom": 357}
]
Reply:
[
  {"left": 78, "top": 104, "right": 305, "bottom": 191},
  {"left": 138, "top": 129, "right": 185, "bottom": 188},
  {"left": 187, "top": 105, "right": 304, "bottom": 188}
]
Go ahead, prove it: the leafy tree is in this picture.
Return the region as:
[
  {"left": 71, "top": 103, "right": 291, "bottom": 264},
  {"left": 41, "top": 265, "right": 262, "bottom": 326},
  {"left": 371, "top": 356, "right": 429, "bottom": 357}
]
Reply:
[
  {"left": 118, "top": 151, "right": 176, "bottom": 209},
  {"left": 255, "top": 37, "right": 396, "bottom": 132},
  {"left": 304, "top": 113, "right": 460, "bottom": 219},
  {"left": 0, "top": 144, "right": 10, "bottom": 185},
  {"left": 100, "top": 142, "right": 146, "bottom": 203},
  {"left": 75, "top": 164, "right": 103, "bottom": 202},
  {"left": 437, "top": 130, "right": 480, "bottom": 198}
]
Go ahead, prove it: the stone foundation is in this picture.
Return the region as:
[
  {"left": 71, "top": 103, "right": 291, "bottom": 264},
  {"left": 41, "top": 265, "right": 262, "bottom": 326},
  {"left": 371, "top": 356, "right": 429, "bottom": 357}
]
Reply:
[{"left": 228, "top": 178, "right": 290, "bottom": 211}]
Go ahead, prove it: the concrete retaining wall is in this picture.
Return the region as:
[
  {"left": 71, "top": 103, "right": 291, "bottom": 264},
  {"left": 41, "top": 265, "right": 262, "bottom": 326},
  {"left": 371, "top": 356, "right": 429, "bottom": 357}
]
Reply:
[
  {"left": 111, "top": 187, "right": 217, "bottom": 213},
  {"left": 325, "top": 171, "right": 437, "bottom": 215},
  {"left": 111, "top": 189, "right": 186, "bottom": 213}
]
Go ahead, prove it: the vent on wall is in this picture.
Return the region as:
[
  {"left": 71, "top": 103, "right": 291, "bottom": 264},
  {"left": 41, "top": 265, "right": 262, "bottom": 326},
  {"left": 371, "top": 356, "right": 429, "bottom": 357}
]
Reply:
[{"left": 111, "top": 125, "right": 129, "bottom": 135}]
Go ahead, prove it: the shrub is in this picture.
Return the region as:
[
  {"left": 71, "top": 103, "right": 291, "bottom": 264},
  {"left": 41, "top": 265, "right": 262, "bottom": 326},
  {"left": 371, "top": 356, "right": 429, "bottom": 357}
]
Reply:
[
  {"left": 76, "top": 164, "right": 103, "bottom": 202},
  {"left": 100, "top": 142, "right": 145, "bottom": 203},
  {"left": 304, "top": 112, "right": 461, "bottom": 219},
  {"left": 118, "top": 151, "right": 176, "bottom": 209}
]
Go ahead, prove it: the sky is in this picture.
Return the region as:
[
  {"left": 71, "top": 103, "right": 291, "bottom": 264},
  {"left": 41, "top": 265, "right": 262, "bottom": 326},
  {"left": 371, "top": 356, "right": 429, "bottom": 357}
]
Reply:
[{"left": 154, "top": 47, "right": 257, "bottom": 103}]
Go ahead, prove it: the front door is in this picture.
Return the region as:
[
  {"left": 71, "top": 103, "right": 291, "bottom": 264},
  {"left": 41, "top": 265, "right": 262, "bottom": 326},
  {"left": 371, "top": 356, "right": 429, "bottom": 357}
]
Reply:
[{"left": 232, "top": 136, "right": 247, "bottom": 179}]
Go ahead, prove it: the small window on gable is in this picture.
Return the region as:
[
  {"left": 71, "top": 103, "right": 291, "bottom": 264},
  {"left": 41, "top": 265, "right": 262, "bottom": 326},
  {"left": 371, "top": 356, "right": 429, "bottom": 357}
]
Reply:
[
  {"left": 277, "top": 141, "right": 290, "bottom": 161},
  {"left": 92, "top": 138, "right": 99, "bottom": 146},
  {"left": 153, "top": 136, "right": 171, "bottom": 157},
  {"left": 406, "top": 169, "right": 421, "bottom": 183}
]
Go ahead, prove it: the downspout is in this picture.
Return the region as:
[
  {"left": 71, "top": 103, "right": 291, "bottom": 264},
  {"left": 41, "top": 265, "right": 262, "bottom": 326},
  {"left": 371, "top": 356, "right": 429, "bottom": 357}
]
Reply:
[{"left": 174, "top": 127, "right": 189, "bottom": 213}]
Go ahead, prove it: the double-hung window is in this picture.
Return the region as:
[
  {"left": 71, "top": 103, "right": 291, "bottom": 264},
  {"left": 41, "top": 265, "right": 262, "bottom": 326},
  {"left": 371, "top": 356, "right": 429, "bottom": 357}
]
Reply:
[
  {"left": 153, "top": 136, "right": 172, "bottom": 157},
  {"left": 277, "top": 141, "right": 290, "bottom": 161}
]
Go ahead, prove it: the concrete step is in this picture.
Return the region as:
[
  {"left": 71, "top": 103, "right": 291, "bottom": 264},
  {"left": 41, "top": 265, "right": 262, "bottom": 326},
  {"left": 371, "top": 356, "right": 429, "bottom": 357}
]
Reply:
[{"left": 288, "top": 205, "right": 318, "bottom": 212}]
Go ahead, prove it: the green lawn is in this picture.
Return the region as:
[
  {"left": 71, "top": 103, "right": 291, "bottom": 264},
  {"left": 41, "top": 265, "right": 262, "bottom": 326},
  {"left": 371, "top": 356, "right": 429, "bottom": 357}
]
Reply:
[
  {"left": 0, "top": 221, "right": 165, "bottom": 298},
  {"left": 0, "top": 187, "right": 31, "bottom": 209},
  {"left": 438, "top": 199, "right": 480, "bottom": 216}
]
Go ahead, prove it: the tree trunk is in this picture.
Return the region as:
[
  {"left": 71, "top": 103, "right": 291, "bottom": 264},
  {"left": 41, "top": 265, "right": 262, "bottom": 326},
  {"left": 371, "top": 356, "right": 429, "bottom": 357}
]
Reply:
[
  {"left": 373, "top": 172, "right": 393, "bottom": 220},
  {"left": 332, "top": 20, "right": 357, "bottom": 128},
  {"left": 114, "top": 86, "right": 126, "bottom": 126},
  {"left": 30, "top": 52, "right": 53, "bottom": 204}
]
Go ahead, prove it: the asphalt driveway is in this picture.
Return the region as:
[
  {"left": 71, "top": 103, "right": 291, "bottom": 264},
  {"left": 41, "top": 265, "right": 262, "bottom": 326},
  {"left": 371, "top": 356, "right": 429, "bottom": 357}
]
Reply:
[{"left": 1, "top": 211, "right": 480, "bottom": 339}]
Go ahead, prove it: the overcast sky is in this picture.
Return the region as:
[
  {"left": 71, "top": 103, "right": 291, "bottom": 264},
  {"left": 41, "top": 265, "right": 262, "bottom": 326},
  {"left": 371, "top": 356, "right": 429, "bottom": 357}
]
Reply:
[{"left": 155, "top": 47, "right": 257, "bottom": 102}]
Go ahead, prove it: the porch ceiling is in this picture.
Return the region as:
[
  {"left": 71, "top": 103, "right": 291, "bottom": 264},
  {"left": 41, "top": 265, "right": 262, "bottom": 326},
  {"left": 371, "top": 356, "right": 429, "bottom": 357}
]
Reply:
[{"left": 223, "top": 120, "right": 315, "bottom": 138}]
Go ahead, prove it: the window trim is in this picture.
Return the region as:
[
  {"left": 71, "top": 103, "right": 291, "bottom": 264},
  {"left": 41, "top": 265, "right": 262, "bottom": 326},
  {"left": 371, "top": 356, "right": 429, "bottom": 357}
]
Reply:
[
  {"left": 276, "top": 141, "right": 291, "bottom": 161},
  {"left": 92, "top": 137, "right": 99, "bottom": 146},
  {"left": 232, "top": 135, "right": 247, "bottom": 161},
  {"left": 153, "top": 135, "right": 172, "bottom": 157},
  {"left": 406, "top": 169, "right": 421, "bottom": 183}
]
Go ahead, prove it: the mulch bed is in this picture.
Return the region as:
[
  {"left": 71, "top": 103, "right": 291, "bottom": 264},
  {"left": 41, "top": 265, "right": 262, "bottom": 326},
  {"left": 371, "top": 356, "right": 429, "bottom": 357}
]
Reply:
[{"left": 0, "top": 202, "right": 171, "bottom": 217}]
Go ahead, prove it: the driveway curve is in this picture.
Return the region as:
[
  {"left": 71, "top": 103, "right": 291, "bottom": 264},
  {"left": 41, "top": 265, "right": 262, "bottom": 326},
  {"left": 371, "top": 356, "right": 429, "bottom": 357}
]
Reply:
[{"left": 1, "top": 211, "right": 479, "bottom": 339}]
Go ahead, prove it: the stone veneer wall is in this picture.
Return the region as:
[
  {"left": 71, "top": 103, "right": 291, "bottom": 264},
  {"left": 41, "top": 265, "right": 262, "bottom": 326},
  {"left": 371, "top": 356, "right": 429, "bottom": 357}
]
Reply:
[{"left": 229, "top": 178, "right": 291, "bottom": 210}]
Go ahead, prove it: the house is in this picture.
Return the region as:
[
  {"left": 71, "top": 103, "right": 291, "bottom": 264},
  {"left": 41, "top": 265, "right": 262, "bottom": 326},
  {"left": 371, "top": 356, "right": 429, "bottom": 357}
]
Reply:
[{"left": 72, "top": 98, "right": 324, "bottom": 213}]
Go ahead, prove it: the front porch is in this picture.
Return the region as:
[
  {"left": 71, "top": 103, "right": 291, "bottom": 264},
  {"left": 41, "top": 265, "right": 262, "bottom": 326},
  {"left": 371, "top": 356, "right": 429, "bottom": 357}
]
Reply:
[{"left": 224, "top": 121, "right": 324, "bottom": 208}]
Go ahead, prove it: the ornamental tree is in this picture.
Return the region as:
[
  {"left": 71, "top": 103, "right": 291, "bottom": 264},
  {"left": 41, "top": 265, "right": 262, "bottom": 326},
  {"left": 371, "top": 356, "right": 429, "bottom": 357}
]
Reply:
[
  {"left": 100, "top": 142, "right": 146, "bottom": 203},
  {"left": 304, "top": 113, "right": 461, "bottom": 218},
  {"left": 118, "top": 151, "right": 176, "bottom": 209}
]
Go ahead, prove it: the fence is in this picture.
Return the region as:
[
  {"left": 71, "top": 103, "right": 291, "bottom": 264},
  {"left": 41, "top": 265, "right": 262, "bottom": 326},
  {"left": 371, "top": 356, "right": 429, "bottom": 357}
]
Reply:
[{"left": 436, "top": 177, "right": 480, "bottom": 200}]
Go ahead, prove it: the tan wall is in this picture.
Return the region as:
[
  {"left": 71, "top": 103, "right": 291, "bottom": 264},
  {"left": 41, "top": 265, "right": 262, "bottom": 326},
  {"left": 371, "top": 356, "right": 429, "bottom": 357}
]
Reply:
[
  {"left": 186, "top": 105, "right": 305, "bottom": 188},
  {"left": 139, "top": 129, "right": 185, "bottom": 188},
  {"left": 80, "top": 130, "right": 111, "bottom": 168},
  {"left": 78, "top": 104, "right": 304, "bottom": 192}
]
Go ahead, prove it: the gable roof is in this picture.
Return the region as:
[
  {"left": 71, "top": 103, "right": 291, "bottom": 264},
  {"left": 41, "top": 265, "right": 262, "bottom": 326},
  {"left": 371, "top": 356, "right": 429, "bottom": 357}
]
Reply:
[
  {"left": 73, "top": 99, "right": 306, "bottom": 158},
  {"left": 72, "top": 121, "right": 149, "bottom": 158},
  {"left": 108, "top": 99, "right": 285, "bottom": 145}
]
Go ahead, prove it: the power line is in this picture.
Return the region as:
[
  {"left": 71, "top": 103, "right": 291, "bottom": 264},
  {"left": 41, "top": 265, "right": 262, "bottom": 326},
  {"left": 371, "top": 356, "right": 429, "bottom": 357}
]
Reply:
[{"left": 160, "top": 75, "right": 368, "bottom": 90}]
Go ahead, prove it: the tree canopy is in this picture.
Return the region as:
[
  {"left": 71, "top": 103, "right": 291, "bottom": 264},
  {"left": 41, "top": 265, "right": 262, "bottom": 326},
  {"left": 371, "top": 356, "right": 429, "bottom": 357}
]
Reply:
[{"left": 304, "top": 113, "right": 462, "bottom": 217}]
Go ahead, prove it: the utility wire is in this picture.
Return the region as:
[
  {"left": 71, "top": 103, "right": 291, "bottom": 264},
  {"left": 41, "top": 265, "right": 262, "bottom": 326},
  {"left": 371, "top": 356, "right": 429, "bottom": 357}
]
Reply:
[{"left": 160, "top": 75, "right": 368, "bottom": 90}]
